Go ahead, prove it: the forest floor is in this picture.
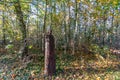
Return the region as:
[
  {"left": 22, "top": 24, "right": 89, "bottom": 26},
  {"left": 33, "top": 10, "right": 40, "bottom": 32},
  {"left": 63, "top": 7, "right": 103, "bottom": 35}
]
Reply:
[{"left": 0, "top": 48, "right": 120, "bottom": 80}]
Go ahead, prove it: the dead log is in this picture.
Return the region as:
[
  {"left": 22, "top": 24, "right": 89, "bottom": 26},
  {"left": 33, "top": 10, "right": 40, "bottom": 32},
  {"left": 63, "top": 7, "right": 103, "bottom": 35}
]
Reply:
[{"left": 44, "top": 30, "right": 56, "bottom": 76}]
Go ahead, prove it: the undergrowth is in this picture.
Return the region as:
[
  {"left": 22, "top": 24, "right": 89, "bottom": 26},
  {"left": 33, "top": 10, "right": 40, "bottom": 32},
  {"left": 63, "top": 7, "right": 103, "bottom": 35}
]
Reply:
[{"left": 0, "top": 47, "right": 120, "bottom": 80}]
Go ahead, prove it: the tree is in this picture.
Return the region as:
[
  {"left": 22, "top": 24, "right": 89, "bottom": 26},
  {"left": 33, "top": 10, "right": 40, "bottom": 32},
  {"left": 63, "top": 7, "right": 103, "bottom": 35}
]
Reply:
[
  {"left": 44, "top": 30, "right": 55, "bottom": 76},
  {"left": 13, "top": 0, "right": 28, "bottom": 59},
  {"left": 2, "top": 5, "right": 6, "bottom": 46}
]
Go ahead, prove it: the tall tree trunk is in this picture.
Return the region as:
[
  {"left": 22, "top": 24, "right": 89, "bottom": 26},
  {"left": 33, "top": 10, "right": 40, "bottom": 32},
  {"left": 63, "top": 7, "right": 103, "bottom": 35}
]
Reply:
[
  {"left": 110, "top": 9, "right": 114, "bottom": 48},
  {"left": 14, "top": 0, "right": 28, "bottom": 59},
  {"left": 115, "top": 21, "right": 119, "bottom": 48},
  {"left": 68, "top": 2, "right": 71, "bottom": 53},
  {"left": 42, "top": 0, "right": 47, "bottom": 54},
  {"left": 102, "top": 11, "right": 107, "bottom": 47},
  {"left": 2, "top": 0, "right": 6, "bottom": 46},
  {"left": 2, "top": 9, "right": 6, "bottom": 46},
  {"left": 63, "top": 2, "right": 67, "bottom": 54},
  {"left": 36, "top": 0, "right": 40, "bottom": 48},
  {"left": 72, "top": 0, "right": 78, "bottom": 54},
  {"left": 50, "top": 0, "right": 52, "bottom": 30}
]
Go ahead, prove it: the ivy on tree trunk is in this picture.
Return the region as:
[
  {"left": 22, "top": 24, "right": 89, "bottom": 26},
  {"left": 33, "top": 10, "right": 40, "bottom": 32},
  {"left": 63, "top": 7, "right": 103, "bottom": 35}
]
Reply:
[{"left": 14, "top": 0, "right": 28, "bottom": 59}]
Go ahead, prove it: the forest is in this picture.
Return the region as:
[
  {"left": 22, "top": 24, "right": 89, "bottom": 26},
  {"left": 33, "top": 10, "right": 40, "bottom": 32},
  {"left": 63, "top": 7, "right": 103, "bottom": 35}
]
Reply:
[{"left": 0, "top": 0, "right": 120, "bottom": 80}]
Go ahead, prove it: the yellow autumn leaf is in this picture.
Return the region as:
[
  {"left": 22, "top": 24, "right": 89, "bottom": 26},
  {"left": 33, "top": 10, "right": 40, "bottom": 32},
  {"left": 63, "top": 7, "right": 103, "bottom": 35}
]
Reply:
[
  {"left": 0, "top": 7, "right": 5, "bottom": 10},
  {"left": 16, "top": 36, "right": 21, "bottom": 41},
  {"left": 96, "top": 77, "right": 101, "bottom": 80},
  {"left": 0, "top": 20, "right": 2, "bottom": 25},
  {"left": 113, "top": 1, "right": 118, "bottom": 5},
  {"left": 31, "top": 70, "right": 36, "bottom": 77},
  {"left": 29, "top": 45, "right": 33, "bottom": 49},
  {"left": 84, "top": 76, "right": 89, "bottom": 80},
  {"left": 104, "top": 78, "right": 109, "bottom": 80},
  {"left": 67, "top": 2, "right": 74, "bottom": 7},
  {"left": 77, "top": 0, "right": 81, "bottom": 3}
]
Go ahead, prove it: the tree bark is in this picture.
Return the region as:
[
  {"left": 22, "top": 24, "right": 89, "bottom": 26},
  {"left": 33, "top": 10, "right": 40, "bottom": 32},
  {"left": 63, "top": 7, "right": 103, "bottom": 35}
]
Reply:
[
  {"left": 42, "top": 0, "right": 47, "bottom": 53},
  {"left": 2, "top": 0, "right": 6, "bottom": 46},
  {"left": 2, "top": 9, "right": 6, "bottom": 46},
  {"left": 72, "top": 0, "right": 78, "bottom": 54},
  {"left": 14, "top": 0, "right": 28, "bottom": 59},
  {"left": 68, "top": 2, "right": 71, "bottom": 53},
  {"left": 44, "top": 31, "right": 56, "bottom": 76}
]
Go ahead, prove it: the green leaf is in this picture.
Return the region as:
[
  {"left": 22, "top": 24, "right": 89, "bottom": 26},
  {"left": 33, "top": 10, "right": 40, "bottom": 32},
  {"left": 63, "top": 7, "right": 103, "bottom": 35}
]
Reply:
[{"left": 5, "top": 44, "right": 14, "bottom": 49}]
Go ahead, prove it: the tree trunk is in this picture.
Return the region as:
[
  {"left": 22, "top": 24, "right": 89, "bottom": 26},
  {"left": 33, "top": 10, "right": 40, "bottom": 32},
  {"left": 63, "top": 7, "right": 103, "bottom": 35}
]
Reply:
[
  {"left": 2, "top": 1, "right": 7, "bottom": 46},
  {"left": 50, "top": 0, "right": 52, "bottom": 30},
  {"left": 42, "top": 0, "right": 47, "bottom": 53},
  {"left": 63, "top": 2, "right": 67, "bottom": 54},
  {"left": 110, "top": 9, "right": 114, "bottom": 48},
  {"left": 36, "top": 0, "right": 40, "bottom": 48},
  {"left": 14, "top": 0, "right": 28, "bottom": 59},
  {"left": 102, "top": 11, "right": 107, "bottom": 47},
  {"left": 44, "top": 30, "right": 56, "bottom": 76},
  {"left": 2, "top": 10, "right": 6, "bottom": 46},
  {"left": 72, "top": 0, "right": 78, "bottom": 54},
  {"left": 68, "top": 2, "right": 71, "bottom": 53}
]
